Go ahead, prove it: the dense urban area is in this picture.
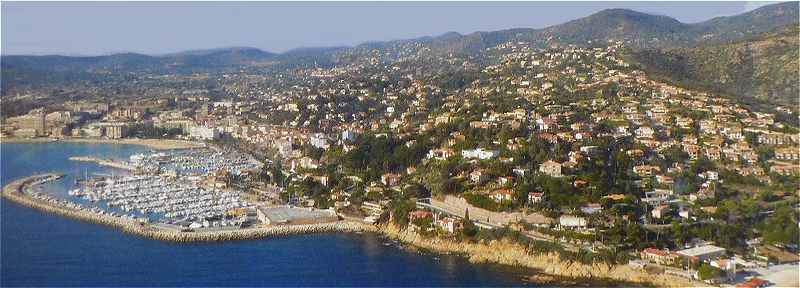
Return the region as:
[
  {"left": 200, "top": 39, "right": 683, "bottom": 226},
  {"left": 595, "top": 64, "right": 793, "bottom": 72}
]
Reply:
[{"left": 2, "top": 3, "right": 798, "bottom": 287}]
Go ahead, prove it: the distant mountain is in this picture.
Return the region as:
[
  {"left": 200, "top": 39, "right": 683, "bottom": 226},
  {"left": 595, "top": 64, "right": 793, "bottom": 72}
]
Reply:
[
  {"left": 628, "top": 25, "right": 800, "bottom": 107},
  {"left": 1, "top": 47, "right": 277, "bottom": 94},
  {"left": 2, "top": 47, "right": 275, "bottom": 73},
  {"left": 335, "top": 2, "right": 798, "bottom": 58},
  {"left": 163, "top": 46, "right": 267, "bottom": 56},
  {"left": 2, "top": 2, "right": 797, "bottom": 96},
  {"left": 540, "top": 8, "right": 690, "bottom": 47},
  {"left": 165, "top": 47, "right": 275, "bottom": 68},
  {"left": 429, "top": 2, "right": 798, "bottom": 52},
  {"left": 689, "top": 2, "right": 800, "bottom": 44}
]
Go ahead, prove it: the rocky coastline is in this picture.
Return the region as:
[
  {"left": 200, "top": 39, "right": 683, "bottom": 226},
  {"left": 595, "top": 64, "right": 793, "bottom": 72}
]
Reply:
[{"left": 377, "top": 224, "right": 705, "bottom": 287}]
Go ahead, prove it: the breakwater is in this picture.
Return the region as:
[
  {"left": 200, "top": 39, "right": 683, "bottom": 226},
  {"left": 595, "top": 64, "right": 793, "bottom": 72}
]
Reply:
[
  {"left": 68, "top": 156, "right": 135, "bottom": 170},
  {"left": 2, "top": 174, "right": 376, "bottom": 243}
]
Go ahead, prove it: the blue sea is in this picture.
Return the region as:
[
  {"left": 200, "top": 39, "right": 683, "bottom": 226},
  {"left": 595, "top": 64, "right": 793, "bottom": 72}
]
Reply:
[{"left": 1, "top": 142, "right": 531, "bottom": 287}]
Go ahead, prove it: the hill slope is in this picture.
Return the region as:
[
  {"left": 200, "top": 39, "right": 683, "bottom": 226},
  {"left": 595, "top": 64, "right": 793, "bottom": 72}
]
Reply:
[{"left": 628, "top": 25, "right": 800, "bottom": 107}]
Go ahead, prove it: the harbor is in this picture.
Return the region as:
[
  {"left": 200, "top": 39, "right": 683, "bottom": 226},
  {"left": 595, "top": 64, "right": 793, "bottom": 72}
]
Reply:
[
  {"left": 70, "top": 174, "right": 251, "bottom": 225},
  {"left": 66, "top": 147, "right": 267, "bottom": 228},
  {"left": 1, "top": 143, "right": 361, "bottom": 241},
  {"left": 2, "top": 173, "right": 376, "bottom": 242}
]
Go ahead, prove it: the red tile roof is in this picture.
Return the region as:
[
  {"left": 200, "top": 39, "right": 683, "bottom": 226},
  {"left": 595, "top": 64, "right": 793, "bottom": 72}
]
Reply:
[{"left": 736, "top": 278, "right": 767, "bottom": 288}]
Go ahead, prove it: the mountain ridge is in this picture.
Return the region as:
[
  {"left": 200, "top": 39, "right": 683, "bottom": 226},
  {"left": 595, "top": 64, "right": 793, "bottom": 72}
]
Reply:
[
  {"left": 4, "top": 2, "right": 796, "bottom": 59},
  {"left": 2, "top": 2, "right": 798, "bottom": 107}
]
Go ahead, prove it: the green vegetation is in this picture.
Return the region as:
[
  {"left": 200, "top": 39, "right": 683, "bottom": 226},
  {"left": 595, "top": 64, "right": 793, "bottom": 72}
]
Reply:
[
  {"left": 697, "top": 263, "right": 723, "bottom": 280},
  {"left": 628, "top": 25, "right": 800, "bottom": 109},
  {"left": 761, "top": 206, "right": 800, "bottom": 246}
]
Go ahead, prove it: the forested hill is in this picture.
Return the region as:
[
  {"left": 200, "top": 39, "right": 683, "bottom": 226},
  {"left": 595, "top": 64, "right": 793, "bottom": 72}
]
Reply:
[{"left": 627, "top": 24, "right": 800, "bottom": 108}]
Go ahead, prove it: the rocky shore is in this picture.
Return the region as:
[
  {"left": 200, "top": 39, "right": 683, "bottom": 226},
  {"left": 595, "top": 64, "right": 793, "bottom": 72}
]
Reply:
[
  {"left": 378, "top": 224, "right": 704, "bottom": 287},
  {"left": 2, "top": 175, "right": 376, "bottom": 243}
]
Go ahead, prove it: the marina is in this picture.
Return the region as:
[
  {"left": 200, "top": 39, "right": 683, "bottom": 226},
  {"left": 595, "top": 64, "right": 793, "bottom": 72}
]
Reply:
[
  {"left": 4, "top": 142, "right": 350, "bottom": 235},
  {"left": 70, "top": 174, "right": 252, "bottom": 226},
  {"left": 64, "top": 147, "right": 263, "bottom": 228},
  {"left": 129, "top": 147, "right": 260, "bottom": 176}
]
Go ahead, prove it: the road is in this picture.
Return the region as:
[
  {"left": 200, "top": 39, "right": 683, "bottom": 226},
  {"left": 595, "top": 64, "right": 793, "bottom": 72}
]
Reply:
[{"left": 416, "top": 197, "right": 591, "bottom": 252}]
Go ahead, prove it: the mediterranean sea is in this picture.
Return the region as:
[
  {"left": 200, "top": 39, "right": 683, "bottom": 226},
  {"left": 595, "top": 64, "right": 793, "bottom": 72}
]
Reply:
[{"left": 1, "top": 142, "right": 530, "bottom": 286}]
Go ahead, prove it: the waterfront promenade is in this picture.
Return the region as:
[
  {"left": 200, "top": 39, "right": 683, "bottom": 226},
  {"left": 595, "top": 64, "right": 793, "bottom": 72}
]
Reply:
[{"left": 2, "top": 174, "right": 376, "bottom": 242}]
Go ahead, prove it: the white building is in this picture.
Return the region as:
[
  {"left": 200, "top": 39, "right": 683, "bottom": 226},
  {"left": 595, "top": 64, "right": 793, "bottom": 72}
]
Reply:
[
  {"left": 676, "top": 245, "right": 726, "bottom": 262},
  {"left": 341, "top": 130, "right": 357, "bottom": 142},
  {"left": 189, "top": 126, "right": 219, "bottom": 140},
  {"left": 539, "top": 160, "right": 562, "bottom": 177},
  {"left": 559, "top": 215, "right": 587, "bottom": 228},
  {"left": 461, "top": 148, "right": 499, "bottom": 160},
  {"left": 309, "top": 133, "right": 330, "bottom": 150}
]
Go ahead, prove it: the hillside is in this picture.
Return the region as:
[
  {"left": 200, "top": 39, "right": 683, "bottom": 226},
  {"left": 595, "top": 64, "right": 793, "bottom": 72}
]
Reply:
[
  {"left": 628, "top": 25, "right": 800, "bottom": 107},
  {"left": 2, "top": 2, "right": 797, "bottom": 99},
  {"left": 410, "top": 1, "right": 799, "bottom": 54}
]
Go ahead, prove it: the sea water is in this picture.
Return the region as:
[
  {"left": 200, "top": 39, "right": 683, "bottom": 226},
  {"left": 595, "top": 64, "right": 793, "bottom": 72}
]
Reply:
[{"left": 1, "top": 142, "right": 531, "bottom": 286}]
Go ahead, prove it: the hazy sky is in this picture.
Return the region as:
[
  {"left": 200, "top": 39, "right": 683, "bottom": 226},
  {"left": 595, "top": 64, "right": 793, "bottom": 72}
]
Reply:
[{"left": 1, "top": 1, "right": 778, "bottom": 56}]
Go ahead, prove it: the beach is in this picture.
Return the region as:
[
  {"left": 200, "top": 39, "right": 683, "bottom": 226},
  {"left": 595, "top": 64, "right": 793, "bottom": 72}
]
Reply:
[{"left": 0, "top": 137, "right": 203, "bottom": 150}]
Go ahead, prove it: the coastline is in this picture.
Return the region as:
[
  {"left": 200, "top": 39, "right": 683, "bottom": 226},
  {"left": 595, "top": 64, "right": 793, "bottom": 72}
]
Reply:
[
  {"left": 3, "top": 173, "right": 702, "bottom": 287},
  {"left": 2, "top": 174, "right": 376, "bottom": 242},
  {"left": 0, "top": 137, "right": 203, "bottom": 150},
  {"left": 377, "top": 224, "right": 705, "bottom": 287}
]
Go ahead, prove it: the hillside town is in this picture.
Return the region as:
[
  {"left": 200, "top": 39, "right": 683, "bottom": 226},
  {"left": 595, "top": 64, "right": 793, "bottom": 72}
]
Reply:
[{"left": 2, "top": 39, "right": 798, "bottom": 286}]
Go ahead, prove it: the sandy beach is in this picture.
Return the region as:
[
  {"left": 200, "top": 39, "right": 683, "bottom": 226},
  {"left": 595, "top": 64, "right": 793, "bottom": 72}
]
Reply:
[{"left": 0, "top": 137, "right": 203, "bottom": 150}]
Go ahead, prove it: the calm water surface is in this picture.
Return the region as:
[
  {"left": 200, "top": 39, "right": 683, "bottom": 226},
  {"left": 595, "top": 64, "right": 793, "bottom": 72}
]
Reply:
[{"left": 1, "top": 142, "right": 531, "bottom": 286}]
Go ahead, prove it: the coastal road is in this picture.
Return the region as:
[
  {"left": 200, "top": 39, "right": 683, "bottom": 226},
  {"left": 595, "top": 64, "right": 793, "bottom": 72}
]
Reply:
[{"left": 416, "top": 198, "right": 584, "bottom": 252}]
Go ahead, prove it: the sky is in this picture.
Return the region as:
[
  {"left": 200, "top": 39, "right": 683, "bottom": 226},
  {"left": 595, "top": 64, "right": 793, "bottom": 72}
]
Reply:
[{"left": 1, "top": 1, "right": 779, "bottom": 56}]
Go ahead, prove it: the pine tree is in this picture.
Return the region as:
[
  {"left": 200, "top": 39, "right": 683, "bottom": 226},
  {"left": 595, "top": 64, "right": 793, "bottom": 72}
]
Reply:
[{"left": 462, "top": 207, "right": 477, "bottom": 238}]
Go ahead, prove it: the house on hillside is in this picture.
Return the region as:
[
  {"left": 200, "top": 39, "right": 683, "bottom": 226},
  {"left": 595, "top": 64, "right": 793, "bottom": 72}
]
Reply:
[
  {"left": 539, "top": 160, "right": 562, "bottom": 177},
  {"left": 490, "top": 189, "right": 514, "bottom": 202}
]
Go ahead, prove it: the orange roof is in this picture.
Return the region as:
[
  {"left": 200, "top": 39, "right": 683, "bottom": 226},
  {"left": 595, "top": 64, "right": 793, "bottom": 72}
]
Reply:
[
  {"left": 409, "top": 210, "right": 432, "bottom": 218},
  {"left": 736, "top": 278, "right": 767, "bottom": 288},
  {"left": 642, "top": 248, "right": 674, "bottom": 257},
  {"left": 493, "top": 189, "right": 514, "bottom": 196}
]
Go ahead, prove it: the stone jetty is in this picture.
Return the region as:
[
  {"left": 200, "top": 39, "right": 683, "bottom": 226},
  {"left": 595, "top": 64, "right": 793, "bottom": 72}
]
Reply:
[
  {"left": 68, "top": 156, "right": 136, "bottom": 170},
  {"left": 2, "top": 174, "right": 377, "bottom": 242}
]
